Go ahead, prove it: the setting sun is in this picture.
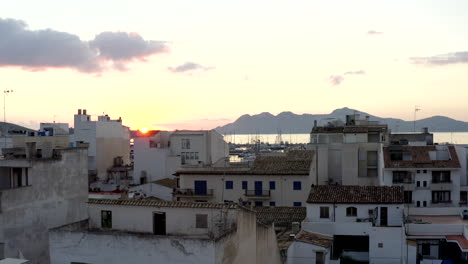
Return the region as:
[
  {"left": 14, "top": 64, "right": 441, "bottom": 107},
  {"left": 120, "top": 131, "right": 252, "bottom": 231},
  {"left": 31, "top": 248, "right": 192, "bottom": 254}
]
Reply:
[{"left": 141, "top": 127, "right": 149, "bottom": 133}]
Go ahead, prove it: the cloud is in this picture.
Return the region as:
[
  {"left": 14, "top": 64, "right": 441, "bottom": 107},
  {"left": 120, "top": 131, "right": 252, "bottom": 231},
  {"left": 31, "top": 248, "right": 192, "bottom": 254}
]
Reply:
[
  {"left": 328, "top": 75, "right": 344, "bottom": 86},
  {"left": 410, "top": 52, "right": 468, "bottom": 66},
  {"left": 344, "top": 70, "right": 366, "bottom": 75},
  {"left": 0, "top": 18, "right": 169, "bottom": 73},
  {"left": 367, "top": 30, "right": 383, "bottom": 35},
  {"left": 328, "top": 70, "right": 365, "bottom": 86},
  {"left": 168, "top": 62, "right": 214, "bottom": 73}
]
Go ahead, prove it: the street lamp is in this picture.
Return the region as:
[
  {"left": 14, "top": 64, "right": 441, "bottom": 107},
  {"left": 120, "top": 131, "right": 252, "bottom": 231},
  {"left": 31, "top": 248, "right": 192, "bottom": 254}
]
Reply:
[{"left": 3, "top": 89, "right": 13, "bottom": 147}]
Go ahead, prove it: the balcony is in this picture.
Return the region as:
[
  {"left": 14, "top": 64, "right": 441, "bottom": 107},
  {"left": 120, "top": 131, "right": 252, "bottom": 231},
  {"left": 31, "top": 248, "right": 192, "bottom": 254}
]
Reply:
[
  {"left": 244, "top": 190, "right": 271, "bottom": 200},
  {"left": 431, "top": 181, "right": 453, "bottom": 191},
  {"left": 173, "top": 188, "right": 214, "bottom": 198}
]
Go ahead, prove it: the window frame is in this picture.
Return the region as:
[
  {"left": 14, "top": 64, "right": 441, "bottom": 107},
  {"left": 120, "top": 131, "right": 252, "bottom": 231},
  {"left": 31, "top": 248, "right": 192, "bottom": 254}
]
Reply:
[
  {"left": 346, "top": 207, "right": 357, "bottom": 217},
  {"left": 293, "top": 181, "right": 302, "bottom": 190},
  {"left": 269, "top": 181, "right": 276, "bottom": 190},
  {"left": 196, "top": 214, "right": 208, "bottom": 229},
  {"left": 319, "top": 206, "right": 330, "bottom": 219},
  {"left": 225, "top": 180, "right": 233, "bottom": 189},
  {"left": 101, "top": 210, "right": 112, "bottom": 229}
]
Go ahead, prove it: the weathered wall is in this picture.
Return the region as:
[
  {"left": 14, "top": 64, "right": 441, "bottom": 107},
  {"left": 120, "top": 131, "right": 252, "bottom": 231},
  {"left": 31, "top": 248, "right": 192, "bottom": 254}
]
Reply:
[
  {"left": 88, "top": 203, "right": 237, "bottom": 238},
  {"left": 0, "top": 148, "right": 88, "bottom": 264},
  {"left": 286, "top": 242, "right": 331, "bottom": 264},
  {"left": 12, "top": 135, "right": 70, "bottom": 150},
  {"left": 133, "top": 137, "right": 171, "bottom": 183},
  {"left": 49, "top": 229, "right": 216, "bottom": 264}
]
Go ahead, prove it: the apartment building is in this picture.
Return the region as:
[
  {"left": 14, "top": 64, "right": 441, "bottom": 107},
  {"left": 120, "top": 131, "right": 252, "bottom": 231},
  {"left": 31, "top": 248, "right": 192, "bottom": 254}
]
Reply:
[
  {"left": 308, "top": 114, "right": 388, "bottom": 186},
  {"left": 49, "top": 199, "right": 281, "bottom": 264},
  {"left": 383, "top": 144, "right": 464, "bottom": 208},
  {"left": 133, "top": 130, "right": 228, "bottom": 184},
  {"left": 292, "top": 185, "right": 410, "bottom": 263},
  {"left": 175, "top": 150, "right": 315, "bottom": 207},
  {"left": 0, "top": 145, "right": 88, "bottom": 263},
  {"left": 72, "top": 109, "right": 130, "bottom": 181}
]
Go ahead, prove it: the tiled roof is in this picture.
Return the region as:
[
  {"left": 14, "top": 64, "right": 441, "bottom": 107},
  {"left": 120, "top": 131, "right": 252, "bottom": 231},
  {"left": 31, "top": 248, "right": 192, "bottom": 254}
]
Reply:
[
  {"left": 254, "top": 206, "right": 306, "bottom": 227},
  {"left": 383, "top": 145, "right": 461, "bottom": 169},
  {"left": 153, "top": 178, "right": 176, "bottom": 188},
  {"left": 176, "top": 150, "right": 313, "bottom": 176},
  {"left": 88, "top": 198, "right": 238, "bottom": 209},
  {"left": 307, "top": 185, "right": 404, "bottom": 204},
  {"left": 295, "top": 231, "right": 333, "bottom": 248}
]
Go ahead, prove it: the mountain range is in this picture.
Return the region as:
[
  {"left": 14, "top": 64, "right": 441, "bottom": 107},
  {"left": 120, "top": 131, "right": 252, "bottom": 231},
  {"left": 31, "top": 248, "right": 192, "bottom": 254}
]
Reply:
[{"left": 215, "top": 107, "right": 468, "bottom": 134}]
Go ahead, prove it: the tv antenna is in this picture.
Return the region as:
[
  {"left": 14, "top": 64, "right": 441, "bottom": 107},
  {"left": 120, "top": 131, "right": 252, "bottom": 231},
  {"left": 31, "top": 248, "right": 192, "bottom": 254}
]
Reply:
[{"left": 413, "top": 105, "right": 421, "bottom": 132}]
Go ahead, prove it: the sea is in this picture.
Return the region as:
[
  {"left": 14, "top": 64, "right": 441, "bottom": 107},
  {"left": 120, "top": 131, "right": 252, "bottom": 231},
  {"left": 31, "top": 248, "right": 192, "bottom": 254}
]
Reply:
[{"left": 223, "top": 132, "right": 468, "bottom": 145}]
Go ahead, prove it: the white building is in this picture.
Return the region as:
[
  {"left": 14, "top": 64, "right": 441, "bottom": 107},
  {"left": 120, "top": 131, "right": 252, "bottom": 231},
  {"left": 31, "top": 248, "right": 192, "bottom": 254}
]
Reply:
[
  {"left": 383, "top": 144, "right": 464, "bottom": 208},
  {"left": 0, "top": 145, "right": 89, "bottom": 264},
  {"left": 292, "top": 185, "right": 410, "bottom": 263},
  {"left": 49, "top": 199, "right": 282, "bottom": 264},
  {"left": 133, "top": 129, "right": 228, "bottom": 184},
  {"left": 72, "top": 109, "right": 130, "bottom": 181},
  {"left": 175, "top": 150, "right": 315, "bottom": 207},
  {"left": 308, "top": 114, "right": 388, "bottom": 186}
]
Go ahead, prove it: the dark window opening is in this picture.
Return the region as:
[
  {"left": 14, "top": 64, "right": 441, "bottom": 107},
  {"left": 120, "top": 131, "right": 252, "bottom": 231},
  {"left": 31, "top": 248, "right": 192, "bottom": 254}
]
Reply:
[
  {"left": 101, "top": 210, "right": 112, "bottom": 229},
  {"left": 320, "top": 207, "right": 329, "bottom": 218},
  {"left": 196, "top": 214, "right": 208, "bottom": 229},
  {"left": 346, "top": 207, "right": 357, "bottom": 217}
]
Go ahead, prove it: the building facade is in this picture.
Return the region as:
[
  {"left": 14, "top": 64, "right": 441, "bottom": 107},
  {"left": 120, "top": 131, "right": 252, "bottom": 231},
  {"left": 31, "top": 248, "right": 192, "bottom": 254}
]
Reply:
[
  {"left": 175, "top": 151, "right": 315, "bottom": 207},
  {"left": 0, "top": 146, "right": 88, "bottom": 263}
]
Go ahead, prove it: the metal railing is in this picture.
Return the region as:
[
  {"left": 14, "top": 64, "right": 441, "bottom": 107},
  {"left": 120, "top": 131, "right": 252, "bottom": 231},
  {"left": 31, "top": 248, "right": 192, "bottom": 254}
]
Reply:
[
  {"left": 244, "top": 190, "right": 271, "bottom": 197},
  {"left": 173, "top": 188, "right": 214, "bottom": 197}
]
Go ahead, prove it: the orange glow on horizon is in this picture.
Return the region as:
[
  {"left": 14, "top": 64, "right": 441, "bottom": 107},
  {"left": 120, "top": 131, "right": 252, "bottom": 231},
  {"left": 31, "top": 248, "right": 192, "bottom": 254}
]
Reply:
[{"left": 141, "top": 127, "right": 149, "bottom": 133}]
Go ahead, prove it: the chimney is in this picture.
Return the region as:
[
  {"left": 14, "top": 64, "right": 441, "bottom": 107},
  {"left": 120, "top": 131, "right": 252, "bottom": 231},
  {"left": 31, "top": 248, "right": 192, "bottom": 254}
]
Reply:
[
  {"left": 78, "top": 109, "right": 82, "bottom": 115},
  {"left": 292, "top": 222, "right": 300, "bottom": 234},
  {"left": 83, "top": 109, "right": 87, "bottom": 115},
  {"left": 313, "top": 120, "right": 317, "bottom": 128},
  {"left": 422, "top": 127, "right": 429, "bottom": 134}
]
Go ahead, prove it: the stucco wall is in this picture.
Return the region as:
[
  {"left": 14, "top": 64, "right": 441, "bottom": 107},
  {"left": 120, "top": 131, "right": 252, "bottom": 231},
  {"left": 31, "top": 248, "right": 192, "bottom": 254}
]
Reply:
[
  {"left": 179, "top": 174, "right": 312, "bottom": 206},
  {"left": 0, "top": 148, "right": 88, "bottom": 264},
  {"left": 88, "top": 203, "right": 237, "bottom": 238},
  {"left": 286, "top": 242, "right": 331, "bottom": 264},
  {"left": 49, "top": 230, "right": 216, "bottom": 264},
  {"left": 307, "top": 204, "right": 403, "bottom": 227}
]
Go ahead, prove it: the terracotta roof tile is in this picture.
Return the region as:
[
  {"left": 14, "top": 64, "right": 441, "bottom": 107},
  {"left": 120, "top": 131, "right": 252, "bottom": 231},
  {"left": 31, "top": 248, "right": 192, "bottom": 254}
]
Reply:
[
  {"left": 307, "top": 185, "right": 404, "bottom": 204},
  {"left": 177, "top": 150, "right": 313, "bottom": 176},
  {"left": 384, "top": 145, "right": 460, "bottom": 169},
  {"left": 254, "top": 206, "right": 306, "bottom": 227},
  {"left": 88, "top": 198, "right": 238, "bottom": 209},
  {"left": 295, "top": 231, "right": 334, "bottom": 248}
]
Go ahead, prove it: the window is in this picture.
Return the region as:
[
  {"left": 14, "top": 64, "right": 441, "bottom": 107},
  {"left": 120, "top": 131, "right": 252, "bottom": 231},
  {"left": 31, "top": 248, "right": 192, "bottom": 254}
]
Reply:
[
  {"left": 421, "top": 243, "right": 430, "bottom": 255},
  {"left": 417, "top": 201, "right": 420, "bottom": 207},
  {"left": 181, "top": 139, "right": 190, "bottom": 149},
  {"left": 294, "top": 202, "right": 302, "bottom": 207},
  {"left": 432, "top": 191, "right": 451, "bottom": 203},
  {"left": 269, "top": 201, "right": 276, "bottom": 206},
  {"left": 316, "top": 251, "right": 325, "bottom": 264},
  {"left": 269, "top": 181, "right": 276, "bottom": 190},
  {"left": 367, "top": 151, "right": 378, "bottom": 167},
  {"left": 423, "top": 170, "right": 427, "bottom": 174},
  {"left": 196, "top": 214, "right": 208, "bottom": 228},
  {"left": 417, "top": 170, "right": 420, "bottom": 173},
  {"left": 404, "top": 191, "right": 413, "bottom": 204},
  {"left": 423, "top": 201, "right": 427, "bottom": 207},
  {"left": 423, "top": 181, "right": 427, "bottom": 187},
  {"left": 378, "top": 243, "right": 383, "bottom": 248},
  {"left": 390, "top": 151, "right": 412, "bottom": 161},
  {"left": 461, "top": 191, "right": 468, "bottom": 204},
  {"left": 194, "top": 152, "right": 199, "bottom": 160},
  {"left": 101, "top": 210, "right": 112, "bottom": 228},
  {"left": 320, "top": 207, "right": 329, "bottom": 218},
  {"left": 416, "top": 181, "right": 420, "bottom": 187},
  {"left": 368, "top": 133, "right": 380, "bottom": 143},
  {"left": 432, "top": 171, "right": 451, "bottom": 183},
  {"left": 346, "top": 207, "right": 357, "bottom": 217},
  {"left": 255, "top": 201, "right": 263, "bottom": 206},
  {"left": 0, "top": 243, "right": 3, "bottom": 260},
  {"left": 225, "top": 181, "right": 233, "bottom": 189},
  {"left": 392, "top": 171, "right": 412, "bottom": 184},
  {"left": 293, "top": 181, "right": 302, "bottom": 190},
  {"left": 242, "top": 181, "right": 248, "bottom": 190}
]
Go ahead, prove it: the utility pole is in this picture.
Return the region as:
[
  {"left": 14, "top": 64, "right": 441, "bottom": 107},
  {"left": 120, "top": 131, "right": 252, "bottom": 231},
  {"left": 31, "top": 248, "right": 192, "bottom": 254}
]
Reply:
[
  {"left": 3, "top": 89, "right": 13, "bottom": 148},
  {"left": 413, "top": 105, "right": 421, "bottom": 132}
]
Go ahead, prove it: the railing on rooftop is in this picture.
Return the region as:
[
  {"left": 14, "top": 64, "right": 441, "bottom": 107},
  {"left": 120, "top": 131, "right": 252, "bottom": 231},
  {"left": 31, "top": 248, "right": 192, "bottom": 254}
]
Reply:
[
  {"left": 244, "top": 190, "right": 271, "bottom": 197},
  {"left": 173, "top": 188, "right": 214, "bottom": 197}
]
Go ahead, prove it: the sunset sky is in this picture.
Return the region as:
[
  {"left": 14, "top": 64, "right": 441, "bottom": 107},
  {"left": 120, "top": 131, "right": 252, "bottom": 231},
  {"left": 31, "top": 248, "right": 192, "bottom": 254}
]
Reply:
[{"left": 2, "top": 0, "right": 468, "bottom": 131}]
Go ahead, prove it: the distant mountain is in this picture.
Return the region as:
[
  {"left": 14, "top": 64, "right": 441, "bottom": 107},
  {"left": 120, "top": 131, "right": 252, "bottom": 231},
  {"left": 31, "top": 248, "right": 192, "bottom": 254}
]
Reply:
[{"left": 215, "top": 107, "right": 468, "bottom": 134}]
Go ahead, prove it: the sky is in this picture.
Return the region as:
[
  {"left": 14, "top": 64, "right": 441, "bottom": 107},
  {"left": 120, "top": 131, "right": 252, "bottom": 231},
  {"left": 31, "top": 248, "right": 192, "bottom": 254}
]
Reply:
[{"left": 2, "top": 0, "right": 468, "bottom": 131}]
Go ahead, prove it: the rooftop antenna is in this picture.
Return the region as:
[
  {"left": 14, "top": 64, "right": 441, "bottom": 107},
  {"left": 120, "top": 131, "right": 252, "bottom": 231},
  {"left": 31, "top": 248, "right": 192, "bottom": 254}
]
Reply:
[
  {"left": 3, "top": 89, "right": 13, "bottom": 147},
  {"left": 413, "top": 105, "right": 421, "bottom": 132}
]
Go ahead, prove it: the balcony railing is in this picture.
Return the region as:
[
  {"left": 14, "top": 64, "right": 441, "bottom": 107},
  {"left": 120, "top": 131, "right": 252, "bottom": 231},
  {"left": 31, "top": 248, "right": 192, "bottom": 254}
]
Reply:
[
  {"left": 173, "top": 188, "right": 214, "bottom": 197},
  {"left": 244, "top": 190, "right": 271, "bottom": 198}
]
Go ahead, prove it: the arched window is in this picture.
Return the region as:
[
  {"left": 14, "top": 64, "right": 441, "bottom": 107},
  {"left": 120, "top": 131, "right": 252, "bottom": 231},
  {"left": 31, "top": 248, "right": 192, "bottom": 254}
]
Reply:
[{"left": 346, "top": 207, "right": 357, "bottom": 217}]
